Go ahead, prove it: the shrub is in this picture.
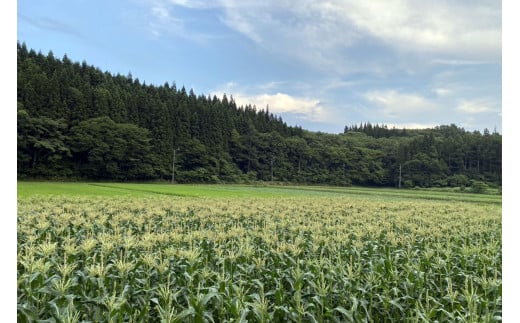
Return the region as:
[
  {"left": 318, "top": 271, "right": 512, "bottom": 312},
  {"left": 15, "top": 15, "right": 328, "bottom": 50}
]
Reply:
[
  {"left": 448, "top": 174, "right": 470, "bottom": 187},
  {"left": 403, "top": 180, "right": 414, "bottom": 188},
  {"left": 471, "top": 181, "right": 489, "bottom": 194}
]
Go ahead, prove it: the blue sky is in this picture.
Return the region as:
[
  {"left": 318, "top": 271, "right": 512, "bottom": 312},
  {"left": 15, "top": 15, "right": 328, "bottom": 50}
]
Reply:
[{"left": 17, "top": 0, "right": 502, "bottom": 133}]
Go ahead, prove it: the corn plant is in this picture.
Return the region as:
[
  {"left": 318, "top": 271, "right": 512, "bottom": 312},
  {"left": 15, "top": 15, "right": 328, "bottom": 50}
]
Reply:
[{"left": 18, "top": 195, "right": 501, "bottom": 321}]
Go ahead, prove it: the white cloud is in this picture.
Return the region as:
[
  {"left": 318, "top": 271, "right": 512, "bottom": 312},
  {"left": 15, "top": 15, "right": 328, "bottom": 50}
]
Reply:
[
  {"left": 211, "top": 83, "right": 333, "bottom": 123},
  {"left": 364, "top": 90, "right": 438, "bottom": 118},
  {"left": 456, "top": 99, "right": 500, "bottom": 114},
  {"left": 257, "top": 81, "right": 288, "bottom": 91},
  {"left": 217, "top": 2, "right": 265, "bottom": 44},
  {"left": 215, "top": 1, "right": 361, "bottom": 72},
  {"left": 215, "top": 0, "right": 500, "bottom": 69},
  {"left": 165, "top": 0, "right": 214, "bottom": 9},
  {"left": 238, "top": 93, "right": 320, "bottom": 114},
  {"left": 334, "top": 1, "right": 500, "bottom": 57},
  {"left": 151, "top": 5, "right": 169, "bottom": 19},
  {"left": 384, "top": 123, "right": 438, "bottom": 130},
  {"left": 430, "top": 59, "right": 497, "bottom": 66},
  {"left": 141, "top": 0, "right": 500, "bottom": 74},
  {"left": 143, "top": 0, "right": 220, "bottom": 42},
  {"left": 145, "top": 1, "right": 185, "bottom": 39},
  {"left": 136, "top": 0, "right": 500, "bottom": 132},
  {"left": 432, "top": 88, "right": 452, "bottom": 97}
]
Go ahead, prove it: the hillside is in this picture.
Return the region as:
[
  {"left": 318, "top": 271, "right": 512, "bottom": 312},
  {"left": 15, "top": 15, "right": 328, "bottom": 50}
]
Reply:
[{"left": 17, "top": 42, "right": 501, "bottom": 187}]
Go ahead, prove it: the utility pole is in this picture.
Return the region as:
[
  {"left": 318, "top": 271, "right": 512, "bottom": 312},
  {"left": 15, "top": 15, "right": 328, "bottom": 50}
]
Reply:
[
  {"left": 398, "top": 164, "right": 402, "bottom": 189},
  {"left": 171, "top": 147, "right": 179, "bottom": 184},
  {"left": 270, "top": 156, "right": 274, "bottom": 182}
]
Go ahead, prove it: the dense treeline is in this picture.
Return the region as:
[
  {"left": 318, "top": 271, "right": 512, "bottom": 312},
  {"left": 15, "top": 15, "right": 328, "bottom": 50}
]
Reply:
[{"left": 17, "top": 42, "right": 501, "bottom": 188}]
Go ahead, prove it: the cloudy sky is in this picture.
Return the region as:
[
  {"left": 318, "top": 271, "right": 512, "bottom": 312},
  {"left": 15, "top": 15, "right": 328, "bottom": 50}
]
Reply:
[{"left": 17, "top": 0, "right": 502, "bottom": 133}]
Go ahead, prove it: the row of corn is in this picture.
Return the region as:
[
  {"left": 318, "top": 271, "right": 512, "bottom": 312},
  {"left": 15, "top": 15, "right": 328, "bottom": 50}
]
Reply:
[{"left": 18, "top": 195, "right": 501, "bottom": 322}]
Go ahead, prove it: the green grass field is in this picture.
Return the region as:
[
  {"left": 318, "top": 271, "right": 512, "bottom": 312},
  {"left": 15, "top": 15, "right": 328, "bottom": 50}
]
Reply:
[
  {"left": 17, "top": 182, "right": 502, "bottom": 321},
  {"left": 17, "top": 181, "right": 501, "bottom": 203}
]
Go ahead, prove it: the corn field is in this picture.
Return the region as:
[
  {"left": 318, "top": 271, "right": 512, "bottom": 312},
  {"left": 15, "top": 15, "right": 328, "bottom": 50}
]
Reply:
[{"left": 17, "top": 194, "right": 501, "bottom": 322}]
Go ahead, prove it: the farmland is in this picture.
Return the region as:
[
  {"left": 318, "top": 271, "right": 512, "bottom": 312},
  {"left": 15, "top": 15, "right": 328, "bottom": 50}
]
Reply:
[{"left": 17, "top": 183, "right": 501, "bottom": 322}]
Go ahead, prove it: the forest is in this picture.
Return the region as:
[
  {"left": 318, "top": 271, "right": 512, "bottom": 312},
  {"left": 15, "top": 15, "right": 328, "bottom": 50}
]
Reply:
[{"left": 17, "top": 42, "right": 502, "bottom": 188}]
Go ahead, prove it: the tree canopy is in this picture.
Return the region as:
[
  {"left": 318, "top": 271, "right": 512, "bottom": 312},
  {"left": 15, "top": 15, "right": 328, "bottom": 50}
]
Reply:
[{"left": 17, "top": 42, "right": 501, "bottom": 188}]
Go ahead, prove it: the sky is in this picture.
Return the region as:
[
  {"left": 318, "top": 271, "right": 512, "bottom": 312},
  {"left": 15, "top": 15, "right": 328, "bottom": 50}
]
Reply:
[
  {"left": 5, "top": 2, "right": 520, "bottom": 319},
  {"left": 17, "top": 0, "right": 502, "bottom": 133}
]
